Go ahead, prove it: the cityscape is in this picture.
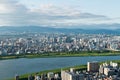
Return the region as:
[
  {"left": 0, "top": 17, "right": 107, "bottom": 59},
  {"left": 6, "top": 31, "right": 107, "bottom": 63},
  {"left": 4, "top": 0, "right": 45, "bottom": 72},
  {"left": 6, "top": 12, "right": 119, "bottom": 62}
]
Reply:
[
  {"left": 0, "top": 33, "right": 120, "bottom": 56},
  {"left": 0, "top": 0, "right": 120, "bottom": 80}
]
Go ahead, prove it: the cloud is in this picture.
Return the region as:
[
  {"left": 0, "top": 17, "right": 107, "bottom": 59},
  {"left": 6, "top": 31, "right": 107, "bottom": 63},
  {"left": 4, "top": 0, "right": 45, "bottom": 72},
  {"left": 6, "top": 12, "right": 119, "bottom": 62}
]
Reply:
[
  {"left": 0, "top": 0, "right": 30, "bottom": 26},
  {"left": 31, "top": 4, "right": 108, "bottom": 19},
  {"left": 0, "top": 0, "right": 120, "bottom": 28}
]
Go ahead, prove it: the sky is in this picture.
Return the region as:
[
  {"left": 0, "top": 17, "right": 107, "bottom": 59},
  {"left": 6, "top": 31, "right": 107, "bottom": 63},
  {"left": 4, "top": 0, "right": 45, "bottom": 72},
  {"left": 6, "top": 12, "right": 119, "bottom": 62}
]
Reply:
[{"left": 0, "top": 0, "right": 120, "bottom": 29}]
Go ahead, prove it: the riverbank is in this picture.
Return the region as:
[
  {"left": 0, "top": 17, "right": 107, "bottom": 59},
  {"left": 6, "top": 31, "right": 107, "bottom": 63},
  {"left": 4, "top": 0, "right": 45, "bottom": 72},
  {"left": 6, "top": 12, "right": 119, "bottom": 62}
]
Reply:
[
  {"left": 1, "top": 51, "right": 120, "bottom": 60},
  {"left": 9, "top": 60, "right": 120, "bottom": 80},
  {"left": 9, "top": 65, "right": 87, "bottom": 80}
]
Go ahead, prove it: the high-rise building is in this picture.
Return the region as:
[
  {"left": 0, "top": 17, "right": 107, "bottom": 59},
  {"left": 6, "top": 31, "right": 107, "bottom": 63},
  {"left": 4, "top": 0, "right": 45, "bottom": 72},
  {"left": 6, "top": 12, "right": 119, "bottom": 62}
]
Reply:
[
  {"left": 87, "top": 61, "right": 99, "bottom": 72},
  {"left": 61, "top": 70, "right": 84, "bottom": 80},
  {"left": 47, "top": 72, "right": 54, "bottom": 80}
]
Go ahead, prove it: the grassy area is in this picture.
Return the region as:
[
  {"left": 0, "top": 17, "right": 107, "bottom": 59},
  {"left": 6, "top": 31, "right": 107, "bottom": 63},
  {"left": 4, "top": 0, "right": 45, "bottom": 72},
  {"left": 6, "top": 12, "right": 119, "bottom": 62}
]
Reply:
[
  {"left": 25, "top": 53, "right": 120, "bottom": 58},
  {"left": 9, "top": 60, "right": 120, "bottom": 80},
  {"left": 1, "top": 51, "right": 120, "bottom": 60}
]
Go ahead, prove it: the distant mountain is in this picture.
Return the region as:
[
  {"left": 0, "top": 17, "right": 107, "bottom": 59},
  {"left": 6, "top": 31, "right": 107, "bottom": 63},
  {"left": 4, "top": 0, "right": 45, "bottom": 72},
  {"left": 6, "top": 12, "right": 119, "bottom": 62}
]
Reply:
[{"left": 0, "top": 24, "right": 120, "bottom": 34}]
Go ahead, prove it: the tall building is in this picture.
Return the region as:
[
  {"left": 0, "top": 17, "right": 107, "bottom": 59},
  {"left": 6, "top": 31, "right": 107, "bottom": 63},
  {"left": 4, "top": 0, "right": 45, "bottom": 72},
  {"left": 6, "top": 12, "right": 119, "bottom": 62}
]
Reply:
[
  {"left": 47, "top": 72, "right": 54, "bottom": 80},
  {"left": 61, "top": 70, "right": 84, "bottom": 80},
  {"left": 87, "top": 61, "right": 99, "bottom": 72}
]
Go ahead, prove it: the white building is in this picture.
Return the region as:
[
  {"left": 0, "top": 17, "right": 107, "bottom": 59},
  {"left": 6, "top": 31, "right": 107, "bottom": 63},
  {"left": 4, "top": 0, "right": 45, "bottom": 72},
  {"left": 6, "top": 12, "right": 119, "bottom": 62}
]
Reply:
[
  {"left": 47, "top": 72, "right": 54, "bottom": 80},
  {"left": 61, "top": 70, "right": 84, "bottom": 80}
]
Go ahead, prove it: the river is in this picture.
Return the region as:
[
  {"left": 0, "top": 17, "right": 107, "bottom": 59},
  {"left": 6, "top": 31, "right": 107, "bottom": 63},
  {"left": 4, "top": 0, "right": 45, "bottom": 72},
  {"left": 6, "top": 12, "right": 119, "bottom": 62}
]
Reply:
[{"left": 0, "top": 56, "right": 120, "bottom": 79}]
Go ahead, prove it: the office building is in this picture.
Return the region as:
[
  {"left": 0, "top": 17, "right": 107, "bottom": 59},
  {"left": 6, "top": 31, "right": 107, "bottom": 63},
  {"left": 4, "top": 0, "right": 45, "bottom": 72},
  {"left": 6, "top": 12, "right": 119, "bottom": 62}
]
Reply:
[{"left": 87, "top": 61, "right": 99, "bottom": 72}]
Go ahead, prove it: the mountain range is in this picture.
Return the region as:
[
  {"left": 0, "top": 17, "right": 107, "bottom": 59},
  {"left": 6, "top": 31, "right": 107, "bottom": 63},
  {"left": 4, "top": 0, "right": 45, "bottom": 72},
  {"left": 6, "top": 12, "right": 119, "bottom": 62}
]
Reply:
[{"left": 0, "top": 24, "right": 120, "bottom": 34}]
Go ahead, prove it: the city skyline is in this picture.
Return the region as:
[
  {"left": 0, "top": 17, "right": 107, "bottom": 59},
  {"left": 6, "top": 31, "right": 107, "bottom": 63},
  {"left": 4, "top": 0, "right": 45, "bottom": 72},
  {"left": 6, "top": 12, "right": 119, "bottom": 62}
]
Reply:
[{"left": 0, "top": 0, "right": 120, "bottom": 29}]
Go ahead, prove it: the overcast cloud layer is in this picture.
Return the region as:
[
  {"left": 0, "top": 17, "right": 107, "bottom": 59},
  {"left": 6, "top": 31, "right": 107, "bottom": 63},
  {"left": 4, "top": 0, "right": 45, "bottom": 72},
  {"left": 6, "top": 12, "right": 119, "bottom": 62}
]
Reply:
[{"left": 0, "top": 0, "right": 120, "bottom": 29}]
